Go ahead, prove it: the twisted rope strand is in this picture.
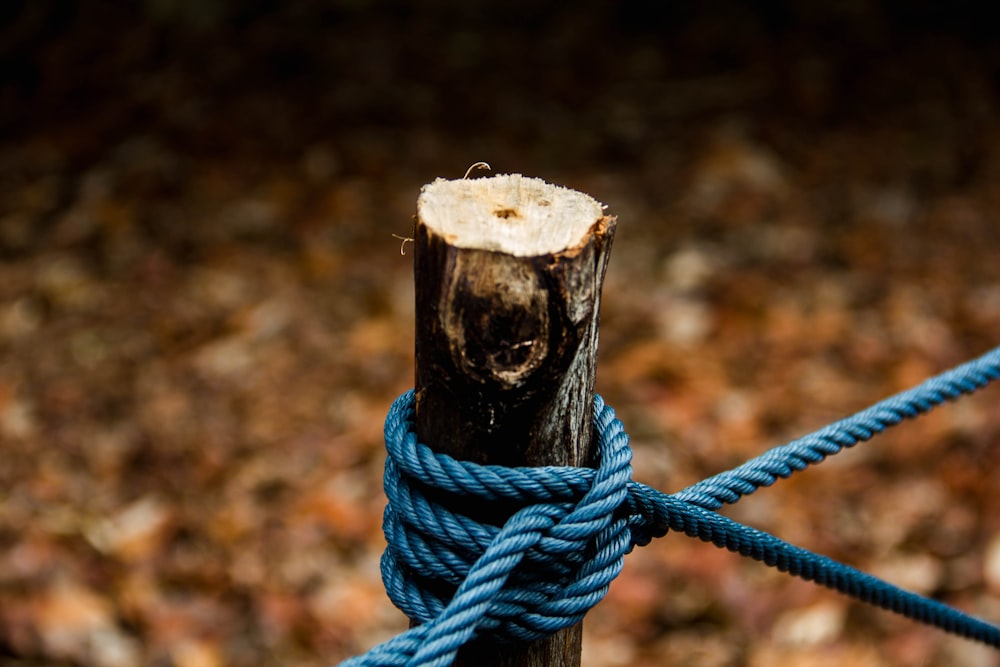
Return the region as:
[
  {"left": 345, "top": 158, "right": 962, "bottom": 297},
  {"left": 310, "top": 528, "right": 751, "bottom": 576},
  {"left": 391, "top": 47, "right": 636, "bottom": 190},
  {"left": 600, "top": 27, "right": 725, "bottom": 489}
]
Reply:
[
  {"left": 626, "top": 482, "right": 1000, "bottom": 646},
  {"left": 677, "top": 346, "right": 1000, "bottom": 510},
  {"left": 338, "top": 346, "right": 1000, "bottom": 665}
]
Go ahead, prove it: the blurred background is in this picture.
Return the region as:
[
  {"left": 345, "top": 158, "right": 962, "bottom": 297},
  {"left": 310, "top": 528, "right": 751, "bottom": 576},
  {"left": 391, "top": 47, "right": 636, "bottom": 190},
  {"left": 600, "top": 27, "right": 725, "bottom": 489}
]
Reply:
[{"left": 2, "top": 1, "right": 1000, "bottom": 665}]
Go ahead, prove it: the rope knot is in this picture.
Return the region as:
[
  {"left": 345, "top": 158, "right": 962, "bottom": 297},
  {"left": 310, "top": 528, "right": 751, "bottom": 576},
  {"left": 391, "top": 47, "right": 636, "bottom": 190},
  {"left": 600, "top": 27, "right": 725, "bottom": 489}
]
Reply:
[
  {"left": 343, "top": 349, "right": 1000, "bottom": 665},
  {"left": 380, "top": 390, "right": 635, "bottom": 644}
]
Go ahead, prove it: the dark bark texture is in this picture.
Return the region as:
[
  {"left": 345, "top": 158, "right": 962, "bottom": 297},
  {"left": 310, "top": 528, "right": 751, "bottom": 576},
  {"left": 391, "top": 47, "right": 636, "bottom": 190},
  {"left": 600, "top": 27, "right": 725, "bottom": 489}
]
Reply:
[{"left": 413, "top": 175, "right": 617, "bottom": 666}]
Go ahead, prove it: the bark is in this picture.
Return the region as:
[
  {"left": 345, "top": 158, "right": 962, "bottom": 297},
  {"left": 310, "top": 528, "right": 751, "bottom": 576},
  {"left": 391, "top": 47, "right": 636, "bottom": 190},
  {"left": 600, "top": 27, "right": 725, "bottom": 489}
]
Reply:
[{"left": 412, "top": 173, "right": 617, "bottom": 666}]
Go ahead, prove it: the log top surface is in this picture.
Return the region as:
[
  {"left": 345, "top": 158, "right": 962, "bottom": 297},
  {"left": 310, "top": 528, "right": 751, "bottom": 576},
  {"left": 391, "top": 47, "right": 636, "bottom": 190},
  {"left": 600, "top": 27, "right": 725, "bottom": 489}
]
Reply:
[{"left": 418, "top": 174, "right": 605, "bottom": 257}]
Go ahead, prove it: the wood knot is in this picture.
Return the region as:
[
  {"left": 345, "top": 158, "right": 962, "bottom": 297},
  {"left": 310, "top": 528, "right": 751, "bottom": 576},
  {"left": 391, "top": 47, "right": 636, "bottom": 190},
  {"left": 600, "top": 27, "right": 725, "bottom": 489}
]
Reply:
[
  {"left": 493, "top": 208, "right": 520, "bottom": 220},
  {"left": 444, "top": 255, "right": 549, "bottom": 388}
]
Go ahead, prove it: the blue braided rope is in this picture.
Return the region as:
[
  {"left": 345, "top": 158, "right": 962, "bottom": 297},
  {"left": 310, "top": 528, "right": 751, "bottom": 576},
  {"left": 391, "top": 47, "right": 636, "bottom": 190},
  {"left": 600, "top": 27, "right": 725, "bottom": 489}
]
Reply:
[
  {"left": 378, "top": 392, "right": 632, "bottom": 644},
  {"left": 677, "top": 346, "right": 1000, "bottom": 510},
  {"left": 625, "top": 483, "right": 1000, "bottom": 645},
  {"left": 338, "top": 346, "right": 1000, "bottom": 665}
]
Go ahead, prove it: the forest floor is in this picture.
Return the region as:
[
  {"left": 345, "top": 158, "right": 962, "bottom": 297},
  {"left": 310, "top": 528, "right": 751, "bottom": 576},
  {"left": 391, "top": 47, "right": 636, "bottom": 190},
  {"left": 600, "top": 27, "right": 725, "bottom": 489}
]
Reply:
[{"left": 2, "top": 3, "right": 1000, "bottom": 666}]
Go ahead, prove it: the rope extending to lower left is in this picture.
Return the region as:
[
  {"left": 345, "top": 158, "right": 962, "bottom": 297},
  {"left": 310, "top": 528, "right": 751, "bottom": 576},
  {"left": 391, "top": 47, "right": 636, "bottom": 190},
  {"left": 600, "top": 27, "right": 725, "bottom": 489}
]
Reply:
[
  {"left": 378, "top": 392, "right": 632, "bottom": 654},
  {"left": 338, "top": 346, "right": 1000, "bottom": 666}
]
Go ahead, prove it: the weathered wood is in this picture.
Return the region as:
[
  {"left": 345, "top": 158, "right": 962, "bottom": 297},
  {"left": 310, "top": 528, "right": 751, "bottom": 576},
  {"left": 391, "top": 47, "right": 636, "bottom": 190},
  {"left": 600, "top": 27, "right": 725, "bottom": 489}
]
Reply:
[{"left": 413, "top": 173, "right": 616, "bottom": 666}]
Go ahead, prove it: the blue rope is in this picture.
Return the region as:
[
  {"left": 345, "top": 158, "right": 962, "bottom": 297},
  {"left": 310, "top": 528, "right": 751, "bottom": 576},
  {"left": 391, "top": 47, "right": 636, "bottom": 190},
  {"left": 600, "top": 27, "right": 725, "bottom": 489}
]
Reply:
[
  {"left": 677, "top": 346, "right": 1000, "bottom": 510},
  {"left": 338, "top": 346, "right": 1000, "bottom": 665}
]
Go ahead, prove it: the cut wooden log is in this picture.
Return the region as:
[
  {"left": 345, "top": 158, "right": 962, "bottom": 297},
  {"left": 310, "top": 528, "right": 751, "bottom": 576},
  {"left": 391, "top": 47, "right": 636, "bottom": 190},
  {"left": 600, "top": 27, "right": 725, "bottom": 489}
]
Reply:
[{"left": 413, "top": 173, "right": 617, "bottom": 666}]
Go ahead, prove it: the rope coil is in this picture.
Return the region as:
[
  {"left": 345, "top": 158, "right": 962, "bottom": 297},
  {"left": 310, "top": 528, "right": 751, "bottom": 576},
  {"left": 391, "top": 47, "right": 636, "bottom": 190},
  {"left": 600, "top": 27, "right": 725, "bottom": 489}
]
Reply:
[
  {"left": 339, "top": 346, "right": 1000, "bottom": 666},
  {"left": 380, "top": 392, "right": 632, "bottom": 646}
]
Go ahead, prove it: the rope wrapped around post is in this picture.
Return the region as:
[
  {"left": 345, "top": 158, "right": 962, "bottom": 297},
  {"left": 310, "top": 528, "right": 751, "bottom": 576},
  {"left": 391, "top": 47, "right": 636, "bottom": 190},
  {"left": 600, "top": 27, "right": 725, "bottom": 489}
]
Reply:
[
  {"left": 410, "top": 172, "right": 616, "bottom": 666},
  {"left": 338, "top": 346, "right": 1000, "bottom": 666}
]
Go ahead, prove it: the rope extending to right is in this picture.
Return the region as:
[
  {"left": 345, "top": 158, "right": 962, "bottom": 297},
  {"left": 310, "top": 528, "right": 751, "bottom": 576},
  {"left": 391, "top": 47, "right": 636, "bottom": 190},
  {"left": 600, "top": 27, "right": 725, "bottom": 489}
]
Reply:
[
  {"left": 677, "top": 346, "right": 1000, "bottom": 510},
  {"left": 338, "top": 345, "right": 1000, "bottom": 666}
]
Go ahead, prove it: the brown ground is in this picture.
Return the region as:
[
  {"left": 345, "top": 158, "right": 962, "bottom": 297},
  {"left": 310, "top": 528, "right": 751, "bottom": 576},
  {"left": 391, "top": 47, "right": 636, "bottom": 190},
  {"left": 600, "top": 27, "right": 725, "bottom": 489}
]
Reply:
[{"left": 2, "top": 2, "right": 1000, "bottom": 666}]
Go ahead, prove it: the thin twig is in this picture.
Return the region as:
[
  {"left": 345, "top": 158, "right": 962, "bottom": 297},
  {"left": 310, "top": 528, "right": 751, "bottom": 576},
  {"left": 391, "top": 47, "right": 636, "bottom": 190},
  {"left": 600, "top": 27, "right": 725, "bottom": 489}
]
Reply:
[
  {"left": 392, "top": 233, "right": 414, "bottom": 256},
  {"left": 463, "top": 162, "right": 492, "bottom": 179},
  {"left": 394, "top": 163, "right": 492, "bottom": 255}
]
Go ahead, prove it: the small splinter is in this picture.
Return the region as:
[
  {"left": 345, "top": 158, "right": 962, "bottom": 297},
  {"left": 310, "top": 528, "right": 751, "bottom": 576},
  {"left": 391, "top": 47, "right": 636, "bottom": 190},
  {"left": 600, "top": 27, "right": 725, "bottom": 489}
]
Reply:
[
  {"left": 393, "top": 162, "right": 491, "bottom": 255},
  {"left": 391, "top": 233, "right": 413, "bottom": 255},
  {"left": 463, "top": 161, "right": 492, "bottom": 179}
]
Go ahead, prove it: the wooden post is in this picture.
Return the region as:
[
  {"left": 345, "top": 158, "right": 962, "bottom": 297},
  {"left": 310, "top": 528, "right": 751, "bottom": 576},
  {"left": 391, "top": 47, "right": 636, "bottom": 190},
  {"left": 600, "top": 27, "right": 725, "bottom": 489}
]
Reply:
[{"left": 413, "top": 173, "right": 617, "bottom": 666}]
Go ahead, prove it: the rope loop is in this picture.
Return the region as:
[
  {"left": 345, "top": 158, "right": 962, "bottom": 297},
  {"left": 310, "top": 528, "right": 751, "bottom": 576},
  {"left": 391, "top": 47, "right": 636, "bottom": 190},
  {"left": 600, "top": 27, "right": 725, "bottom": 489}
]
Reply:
[
  {"left": 380, "top": 390, "right": 634, "bottom": 644},
  {"left": 340, "top": 346, "right": 1000, "bottom": 665}
]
